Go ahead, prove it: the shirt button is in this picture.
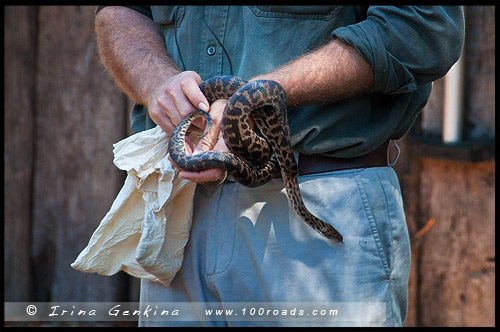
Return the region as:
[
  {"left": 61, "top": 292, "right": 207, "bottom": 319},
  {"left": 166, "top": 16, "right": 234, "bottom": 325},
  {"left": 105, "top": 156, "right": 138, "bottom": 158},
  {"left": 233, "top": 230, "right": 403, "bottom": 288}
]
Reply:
[{"left": 207, "top": 46, "right": 216, "bottom": 56}]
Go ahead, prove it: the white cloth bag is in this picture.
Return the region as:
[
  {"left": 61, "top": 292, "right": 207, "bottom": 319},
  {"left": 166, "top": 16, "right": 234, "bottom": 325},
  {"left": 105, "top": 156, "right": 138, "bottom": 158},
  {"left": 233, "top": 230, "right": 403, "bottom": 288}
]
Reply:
[{"left": 71, "top": 126, "right": 196, "bottom": 286}]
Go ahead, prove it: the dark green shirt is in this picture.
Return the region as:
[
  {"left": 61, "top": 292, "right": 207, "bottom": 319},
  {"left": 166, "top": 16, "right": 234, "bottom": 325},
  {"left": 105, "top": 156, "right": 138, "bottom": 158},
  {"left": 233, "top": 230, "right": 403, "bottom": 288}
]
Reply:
[{"left": 125, "top": 6, "right": 464, "bottom": 157}]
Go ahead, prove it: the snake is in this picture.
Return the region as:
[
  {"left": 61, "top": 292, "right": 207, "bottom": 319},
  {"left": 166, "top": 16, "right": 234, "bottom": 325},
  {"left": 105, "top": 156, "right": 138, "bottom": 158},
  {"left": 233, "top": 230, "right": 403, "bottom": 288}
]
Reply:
[{"left": 168, "top": 76, "right": 343, "bottom": 242}]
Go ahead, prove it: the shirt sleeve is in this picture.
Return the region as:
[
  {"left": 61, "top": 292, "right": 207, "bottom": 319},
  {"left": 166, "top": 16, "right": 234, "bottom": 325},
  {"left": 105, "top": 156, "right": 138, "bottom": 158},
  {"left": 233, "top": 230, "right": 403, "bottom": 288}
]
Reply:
[{"left": 332, "top": 6, "right": 465, "bottom": 94}]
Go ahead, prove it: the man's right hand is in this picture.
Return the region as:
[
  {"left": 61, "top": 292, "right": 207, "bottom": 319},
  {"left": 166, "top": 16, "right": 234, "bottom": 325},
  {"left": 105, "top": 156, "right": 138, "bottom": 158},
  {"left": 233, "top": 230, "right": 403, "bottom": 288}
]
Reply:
[
  {"left": 148, "top": 70, "right": 210, "bottom": 134},
  {"left": 95, "top": 7, "right": 227, "bottom": 182},
  {"left": 95, "top": 8, "right": 210, "bottom": 135}
]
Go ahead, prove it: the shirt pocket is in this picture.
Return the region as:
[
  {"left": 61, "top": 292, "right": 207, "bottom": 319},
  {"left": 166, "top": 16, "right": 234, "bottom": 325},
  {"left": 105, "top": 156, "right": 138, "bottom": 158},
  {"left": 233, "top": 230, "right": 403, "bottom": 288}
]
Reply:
[
  {"left": 249, "top": 6, "right": 343, "bottom": 21},
  {"left": 150, "top": 6, "right": 184, "bottom": 27}
]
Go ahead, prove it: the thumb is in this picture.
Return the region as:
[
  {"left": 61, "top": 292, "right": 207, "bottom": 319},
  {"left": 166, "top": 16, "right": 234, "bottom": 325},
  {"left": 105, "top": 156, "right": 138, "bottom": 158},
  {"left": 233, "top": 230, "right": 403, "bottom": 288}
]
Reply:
[{"left": 193, "top": 99, "right": 228, "bottom": 154}]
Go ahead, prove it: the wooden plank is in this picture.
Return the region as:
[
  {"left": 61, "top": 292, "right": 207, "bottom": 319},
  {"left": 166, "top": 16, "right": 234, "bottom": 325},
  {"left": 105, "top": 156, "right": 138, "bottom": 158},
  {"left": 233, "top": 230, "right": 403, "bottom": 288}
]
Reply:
[
  {"left": 464, "top": 6, "right": 495, "bottom": 138},
  {"left": 4, "top": 6, "right": 37, "bottom": 302},
  {"left": 418, "top": 160, "right": 495, "bottom": 326},
  {"left": 420, "top": 78, "right": 444, "bottom": 136},
  {"left": 416, "top": 7, "right": 496, "bottom": 327},
  {"left": 31, "top": 6, "right": 129, "bottom": 301}
]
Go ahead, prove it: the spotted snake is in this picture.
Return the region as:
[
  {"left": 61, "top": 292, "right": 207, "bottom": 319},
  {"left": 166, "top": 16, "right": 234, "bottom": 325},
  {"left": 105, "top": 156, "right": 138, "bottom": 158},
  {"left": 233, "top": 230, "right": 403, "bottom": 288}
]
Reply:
[{"left": 167, "top": 76, "right": 343, "bottom": 242}]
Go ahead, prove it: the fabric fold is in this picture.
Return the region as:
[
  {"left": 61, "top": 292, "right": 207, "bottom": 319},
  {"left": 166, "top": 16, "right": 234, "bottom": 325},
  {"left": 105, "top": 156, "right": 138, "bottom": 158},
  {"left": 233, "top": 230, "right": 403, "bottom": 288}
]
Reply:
[{"left": 71, "top": 125, "right": 196, "bottom": 286}]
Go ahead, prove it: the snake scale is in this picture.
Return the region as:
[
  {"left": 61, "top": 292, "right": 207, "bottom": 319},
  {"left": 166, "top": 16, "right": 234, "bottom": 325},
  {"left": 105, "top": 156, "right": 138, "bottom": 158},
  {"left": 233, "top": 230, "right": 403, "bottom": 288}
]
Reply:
[{"left": 168, "top": 76, "right": 343, "bottom": 242}]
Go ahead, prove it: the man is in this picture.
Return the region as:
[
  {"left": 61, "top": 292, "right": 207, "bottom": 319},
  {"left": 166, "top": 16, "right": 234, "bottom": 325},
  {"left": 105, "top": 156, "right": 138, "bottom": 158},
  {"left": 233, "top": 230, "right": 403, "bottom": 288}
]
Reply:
[{"left": 95, "top": 6, "right": 464, "bottom": 326}]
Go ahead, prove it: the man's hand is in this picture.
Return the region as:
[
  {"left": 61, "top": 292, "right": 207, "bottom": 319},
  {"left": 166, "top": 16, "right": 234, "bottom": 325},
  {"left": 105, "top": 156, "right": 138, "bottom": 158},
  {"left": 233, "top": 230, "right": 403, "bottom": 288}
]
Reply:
[
  {"left": 171, "top": 99, "right": 229, "bottom": 184},
  {"left": 95, "top": 7, "right": 210, "bottom": 135},
  {"left": 148, "top": 71, "right": 210, "bottom": 134}
]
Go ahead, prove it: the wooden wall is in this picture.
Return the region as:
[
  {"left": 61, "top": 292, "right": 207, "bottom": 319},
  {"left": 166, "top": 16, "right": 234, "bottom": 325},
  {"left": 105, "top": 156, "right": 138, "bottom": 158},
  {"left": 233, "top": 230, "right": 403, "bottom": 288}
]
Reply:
[
  {"left": 4, "top": 5, "right": 495, "bottom": 327},
  {"left": 396, "top": 6, "right": 496, "bottom": 327},
  {"left": 5, "top": 6, "right": 132, "bottom": 303}
]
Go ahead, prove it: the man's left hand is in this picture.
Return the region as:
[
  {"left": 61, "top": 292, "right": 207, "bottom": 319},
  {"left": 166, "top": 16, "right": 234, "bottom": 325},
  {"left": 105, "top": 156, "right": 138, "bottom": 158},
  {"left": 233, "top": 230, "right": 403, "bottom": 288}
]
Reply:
[{"left": 171, "top": 99, "right": 229, "bottom": 183}]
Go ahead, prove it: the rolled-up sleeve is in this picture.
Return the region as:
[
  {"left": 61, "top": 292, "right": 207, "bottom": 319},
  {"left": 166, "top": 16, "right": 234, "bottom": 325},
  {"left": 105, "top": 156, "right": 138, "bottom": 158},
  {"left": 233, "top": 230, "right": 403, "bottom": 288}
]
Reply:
[{"left": 333, "top": 6, "right": 465, "bottom": 94}]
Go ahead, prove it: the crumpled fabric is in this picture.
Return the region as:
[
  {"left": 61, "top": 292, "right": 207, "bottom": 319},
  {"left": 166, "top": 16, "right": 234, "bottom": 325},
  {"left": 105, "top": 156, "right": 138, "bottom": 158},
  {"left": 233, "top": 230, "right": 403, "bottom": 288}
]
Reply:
[{"left": 71, "top": 125, "right": 196, "bottom": 287}]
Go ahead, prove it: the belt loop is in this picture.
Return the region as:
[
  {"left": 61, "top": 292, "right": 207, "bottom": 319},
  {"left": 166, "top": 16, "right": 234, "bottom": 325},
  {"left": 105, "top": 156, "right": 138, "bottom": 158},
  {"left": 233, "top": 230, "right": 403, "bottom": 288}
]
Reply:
[{"left": 387, "top": 140, "right": 401, "bottom": 167}]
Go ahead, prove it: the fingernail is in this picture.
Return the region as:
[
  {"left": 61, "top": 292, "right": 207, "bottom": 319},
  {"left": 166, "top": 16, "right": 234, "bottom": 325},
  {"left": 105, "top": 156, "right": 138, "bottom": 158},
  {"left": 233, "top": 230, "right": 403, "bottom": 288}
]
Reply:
[{"left": 198, "top": 102, "right": 209, "bottom": 111}]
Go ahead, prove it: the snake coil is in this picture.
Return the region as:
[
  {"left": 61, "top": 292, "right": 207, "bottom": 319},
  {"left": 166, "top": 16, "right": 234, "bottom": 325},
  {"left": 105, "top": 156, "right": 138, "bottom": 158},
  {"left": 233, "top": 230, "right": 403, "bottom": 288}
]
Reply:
[{"left": 168, "top": 76, "right": 343, "bottom": 242}]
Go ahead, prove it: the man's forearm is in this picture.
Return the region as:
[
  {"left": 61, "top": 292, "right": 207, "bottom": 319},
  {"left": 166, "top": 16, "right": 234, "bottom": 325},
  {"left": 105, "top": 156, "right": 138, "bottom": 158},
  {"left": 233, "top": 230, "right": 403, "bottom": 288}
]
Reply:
[
  {"left": 95, "top": 7, "right": 373, "bottom": 112},
  {"left": 180, "top": 38, "right": 375, "bottom": 184},
  {"left": 95, "top": 6, "right": 181, "bottom": 106},
  {"left": 252, "top": 38, "right": 374, "bottom": 107}
]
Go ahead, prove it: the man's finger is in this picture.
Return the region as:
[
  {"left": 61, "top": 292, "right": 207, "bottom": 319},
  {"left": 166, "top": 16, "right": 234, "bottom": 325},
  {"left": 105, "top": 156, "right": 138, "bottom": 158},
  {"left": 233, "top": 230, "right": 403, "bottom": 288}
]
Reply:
[
  {"left": 149, "top": 106, "right": 175, "bottom": 134},
  {"left": 180, "top": 75, "right": 210, "bottom": 112},
  {"left": 186, "top": 99, "right": 227, "bottom": 155},
  {"left": 179, "top": 168, "right": 226, "bottom": 183}
]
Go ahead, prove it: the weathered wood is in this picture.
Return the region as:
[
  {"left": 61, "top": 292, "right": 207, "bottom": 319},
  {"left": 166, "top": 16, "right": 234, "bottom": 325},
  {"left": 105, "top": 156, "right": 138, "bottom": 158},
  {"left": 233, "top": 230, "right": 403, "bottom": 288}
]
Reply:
[
  {"left": 31, "top": 6, "right": 129, "bottom": 301},
  {"left": 4, "top": 6, "right": 37, "bottom": 302},
  {"left": 464, "top": 6, "right": 495, "bottom": 138},
  {"left": 420, "top": 78, "right": 444, "bottom": 135},
  {"left": 418, "top": 160, "right": 495, "bottom": 326},
  {"left": 407, "top": 6, "right": 496, "bottom": 327}
]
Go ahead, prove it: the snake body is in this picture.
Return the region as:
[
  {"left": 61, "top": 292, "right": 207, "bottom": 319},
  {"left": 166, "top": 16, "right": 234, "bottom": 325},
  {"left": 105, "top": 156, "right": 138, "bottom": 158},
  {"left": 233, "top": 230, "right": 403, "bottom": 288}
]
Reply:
[{"left": 168, "top": 76, "right": 343, "bottom": 242}]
